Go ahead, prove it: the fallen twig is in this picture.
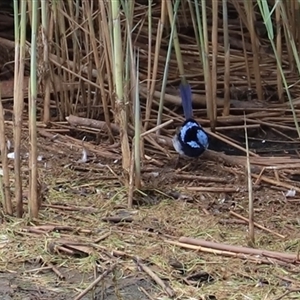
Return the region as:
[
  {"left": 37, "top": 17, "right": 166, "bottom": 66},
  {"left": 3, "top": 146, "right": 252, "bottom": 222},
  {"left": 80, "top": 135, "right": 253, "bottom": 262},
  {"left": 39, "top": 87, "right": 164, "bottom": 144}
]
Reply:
[
  {"left": 182, "top": 186, "right": 239, "bottom": 193},
  {"left": 73, "top": 262, "right": 118, "bottom": 300},
  {"left": 173, "top": 174, "right": 229, "bottom": 183},
  {"left": 229, "top": 211, "right": 286, "bottom": 239},
  {"left": 272, "top": 288, "right": 300, "bottom": 300},
  {"left": 23, "top": 201, "right": 99, "bottom": 212},
  {"left": 252, "top": 173, "right": 300, "bottom": 193},
  {"left": 139, "top": 286, "right": 156, "bottom": 300},
  {"left": 133, "top": 257, "right": 175, "bottom": 298}
]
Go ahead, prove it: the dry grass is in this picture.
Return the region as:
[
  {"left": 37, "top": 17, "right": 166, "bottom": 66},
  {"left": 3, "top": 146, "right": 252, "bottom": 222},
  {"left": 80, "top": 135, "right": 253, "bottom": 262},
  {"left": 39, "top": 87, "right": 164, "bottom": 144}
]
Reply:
[{"left": 0, "top": 123, "right": 300, "bottom": 299}]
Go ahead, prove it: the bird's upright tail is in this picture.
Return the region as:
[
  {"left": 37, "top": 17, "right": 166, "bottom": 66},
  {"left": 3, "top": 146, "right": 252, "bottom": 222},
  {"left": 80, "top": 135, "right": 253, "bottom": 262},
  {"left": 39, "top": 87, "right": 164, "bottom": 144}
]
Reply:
[{"left": 179, "top": 83, "right": 193, "bottom": 120}]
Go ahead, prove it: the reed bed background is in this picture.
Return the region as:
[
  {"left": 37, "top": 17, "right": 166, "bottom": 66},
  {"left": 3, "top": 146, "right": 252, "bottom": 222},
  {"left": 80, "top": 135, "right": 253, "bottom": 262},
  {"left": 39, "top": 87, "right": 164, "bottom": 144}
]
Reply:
[{"left": 0, "top": 0, "right": 300, "bottom": 299}]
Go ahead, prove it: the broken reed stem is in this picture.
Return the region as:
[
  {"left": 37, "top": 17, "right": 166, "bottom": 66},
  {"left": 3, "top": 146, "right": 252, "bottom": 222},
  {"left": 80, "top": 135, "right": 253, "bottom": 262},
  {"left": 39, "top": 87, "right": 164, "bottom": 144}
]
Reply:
[
  {"left": 0, "top": 90, "right": 12, "bottom": 215},
  {"left": 244, "top": 115, "right": 254, "bottom": 245},
  {"left": 28, "top": 0, "right": 39, "bottom": 218},
  {"left": 13, "top": 0, "right": 27, "bottom": 217},
  {"left": 178, "top": 237, "right": 300, "bottom": 262}
]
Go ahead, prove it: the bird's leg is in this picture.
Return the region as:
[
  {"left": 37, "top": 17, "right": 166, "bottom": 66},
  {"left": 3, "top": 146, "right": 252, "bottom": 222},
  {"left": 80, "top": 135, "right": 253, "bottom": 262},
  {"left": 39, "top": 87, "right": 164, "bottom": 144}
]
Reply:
[{"left": 174, "top": 154, "right": 181, "bottom": 169}]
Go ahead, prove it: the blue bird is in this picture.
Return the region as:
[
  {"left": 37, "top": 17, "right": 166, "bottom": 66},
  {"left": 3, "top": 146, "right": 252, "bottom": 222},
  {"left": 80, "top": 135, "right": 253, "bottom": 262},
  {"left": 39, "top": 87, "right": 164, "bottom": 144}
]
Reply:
[{"left": 172, "top": 84, "right": 209, "bottom": 157}]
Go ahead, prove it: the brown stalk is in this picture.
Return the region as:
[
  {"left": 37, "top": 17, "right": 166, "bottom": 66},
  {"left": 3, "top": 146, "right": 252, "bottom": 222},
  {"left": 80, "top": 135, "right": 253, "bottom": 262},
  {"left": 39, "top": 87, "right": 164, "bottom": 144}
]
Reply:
[
  {"left": 243, "top": 0, "right": 263, "bottom": 101},
  {"left": 276, "top": 3, "right": 283, "bottom": 102},
  {"left": 14, "top": 0, "right": 27, "bottom": 218},
  {"left": 222, "top": 0, "right": 230, "bottom": 116},
  {"left": 144, "top": 1, "right": 166, "bottom": 130},
  {"left": 211, "top": 0, "right": 218, "bottom": 125},
  {"left": 128, "top": 144, "right": 135, "bottom": 208},
  {"left": 202, "top": 0, "right": 213, "bottom": 127},
  {"left": 0, "top": 91, "right": 12, "bottom": 215},
  {"left": 281, "top": 3, "right": 294, "bottom": 70},
  {"left": 166, "top": 240, "right": 292, "bottom": 267},
  {"left": 252, "top": 173, "right": 300, "bottom": 193},
  {"left": 183, "top": 186, "right": 238, "bottom": 193},
  {"left": 51, "top": 2, "right": 65, "bottom": 119},
  {"left": 244, "top": 115, "right": 254, "bottom": 245},
  {"left": 178, "top": 237, "right": 300, "bottom": 263},
  {"left": 84, "top": 1, "right": 113, "bottom": 141},
  {"left": 73, "top": 263, "right": 118, "bottom": 300},
  {"left": 41, "top": 2, "right": 51, "bottom": 124},
  {"left": 133, "top": 258, "right": 175, "bottom": 298},
  {"left": 81, "top": 3, "right": 92, "bottom": 118},
  {"left": 145, "top": 0, "right": 153, "bottom": 131},
  {"left": 240, "top": 18, "right": 252, "bottom": 102},
  {"left": 229, "top": 211, "right": 285, "bottom": 239},
  {"left": 99, "top": 0, "right": 114, "bottom": 111},
  {"left": 28, "top": 84, "right": 39, "bottom": 218}
]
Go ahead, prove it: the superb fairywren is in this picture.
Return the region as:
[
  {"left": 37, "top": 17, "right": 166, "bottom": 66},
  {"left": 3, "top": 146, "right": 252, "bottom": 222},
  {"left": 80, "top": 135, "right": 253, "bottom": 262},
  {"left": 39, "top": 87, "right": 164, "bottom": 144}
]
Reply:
[{"left": 172, "top": 84, "right": 209, "bottom": 157}]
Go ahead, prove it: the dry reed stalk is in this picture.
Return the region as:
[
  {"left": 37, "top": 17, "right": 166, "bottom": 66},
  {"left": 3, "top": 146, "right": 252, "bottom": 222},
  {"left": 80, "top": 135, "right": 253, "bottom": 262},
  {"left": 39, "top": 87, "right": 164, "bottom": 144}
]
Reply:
[
  {"left": 144, "top": 2, "right": 166, "bottom": 130},
  {"left": 156, "top": 0, "right": 180, "bottom": 132},
  {"left": 28, "top": 0, "right": 39, "bottom": 218},
  {"left": 52, "top": 1, "right": 70, "bottom": 118},
  {"left": 222, "top": 0, "right": 230, "bottom": 116},
  {"left": 275, "top": 3, "right": 283, "bottom": 103},
  {"left": 166, "top": 240, "right": 292, "bottom": 267},
  {"left": 111, "top": 0, "right": 131, "bottom": 174},
  {"left": 84, "top": 1, "right": 113, "bottom": 141},
  {"left": 244, "top": 0, "right": 263, "bottom": 101},
  {"left": 178, "top": 237, "right": 300, "bottom": 262},
  {"left": 244, "top": 115, "right": 254, "bottom": 245},
  {"left": 282, "top": 2, "right": 294, "bottom": 70},
  {"left": 0, "top": 90, "right": 12, "bottom": 215},
  {"left": 41, "top": 1, "right": 51, "bottom": 124},
  {"left": 166, "top": 0, "right": 185, "bottom": 84},
  {"left": 199, "top": 0, "right": 213, "bottom": 125},
  {"left": 229, "top": 211, "right": 285, "bottom": 239},
  {"left": 211, "top": 0, "right": 218, "bottom": 126},
  {"left": 128, "top": 146, "right": 135, "bottom": 208},
  {"left": 13, "top": 0, "right": 27, "bottom": 217},
  {"left": 66, "top": 0, "right": 80, "bottom": 117},
  {"left": 133, "top": 50, "right": 141, "bottom": 190},
  {"left": 187, "top": 0, "right": 201, "bottom": 68},
  {"left": 124, "top": 2, "right": 142, "bottom": 192},
  {"left": 144, "top": 0, "right": 153, "bottom": 131}
]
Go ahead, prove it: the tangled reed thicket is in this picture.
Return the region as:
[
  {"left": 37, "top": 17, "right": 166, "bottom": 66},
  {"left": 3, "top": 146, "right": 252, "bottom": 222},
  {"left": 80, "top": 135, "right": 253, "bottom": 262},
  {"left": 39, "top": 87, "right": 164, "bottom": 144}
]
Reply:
[{"left": 1, "top": 0, "right": 300, "bottom": 125}]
